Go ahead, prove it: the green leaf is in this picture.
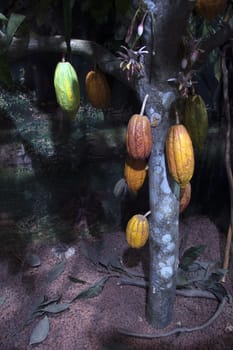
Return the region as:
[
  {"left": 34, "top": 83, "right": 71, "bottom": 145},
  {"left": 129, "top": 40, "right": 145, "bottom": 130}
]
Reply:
[
  {"left": 40, "top": 303, "right": 70, "bottom": 314},
  {"left": 179, "top": 245, "right": 206, "bottom": 271},
  {"left": 0, "top": 13, "right": 8, "bottom": 22},
  {"left": 71, "top": 276, "right": 110, "bottom": 302},
  {"left": 47, "top": 260, "right": 65, "bottom": 282},
  {"left": 68, "top": 275, "right": 86, "bottom": 284},
  {"left": 176, "top": 269, "right": 190, "bottom": 287},
  {"left": 25, "top": 295, "right": 62, "bottom": 325},
  {"left": 6, "top": 13, "right": 25, "bottom": 47},
  {"left": 0, "top": 54, "right": 13, "bottom": 87},
  {"left": 29, "top": 316, "right": 50, "bottom": 345}
]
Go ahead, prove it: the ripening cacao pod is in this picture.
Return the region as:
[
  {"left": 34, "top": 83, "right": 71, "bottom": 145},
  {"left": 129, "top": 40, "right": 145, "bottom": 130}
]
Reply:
[
  {"left": 180, "top": 182, "right": 191, "bottom": 213},
  {"left": 183, "top": 94, "right": 208, "bottom": 151},
  {"left": 54, "top": 60, "right": 80, "bottom": 113},
  {"left": 126, "top": 214, "right": 149, "bottom": 248},
  {"left": 165, "top": 123, "right": 195, "bottom": 187},
  {"left": 126, "top": 114, "right": 152, "bottom": 160},
  {"left": 195, "top": 0, "right": 227, "bottom": 20},
  {"left": 124, "top": 157, "right": 147, "bottom": 193},
  {"left": 85, "top": 68, "right": 111, "bottom": 109}
]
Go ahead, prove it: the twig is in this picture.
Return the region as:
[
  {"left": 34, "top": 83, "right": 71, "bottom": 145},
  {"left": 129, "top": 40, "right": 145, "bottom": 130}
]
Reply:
[
  {"left": 221, "top": 44, "right": 233, "bottom": 282},
  {"left": 118, "top": 277, "right": 217, "bottom": 299},
  {"left": 222, "top": 224, "right": 232, "bottom": 282},
  {"left": 117, "top": 296, "right": 228, "bottom": 338}
]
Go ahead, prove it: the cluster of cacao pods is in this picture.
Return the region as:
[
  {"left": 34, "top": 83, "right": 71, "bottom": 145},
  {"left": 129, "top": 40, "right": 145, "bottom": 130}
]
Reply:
[
  {"left": 194, "top": 0, "right": 227, "bottom": 20},
  {"left": 54, "top": 59, "right": 111, "bottom": 117},
  {"left": 123, "top": 95, "right": 152, "bottom": 248},
  {"left": 124, "top": 94, "right": 152, "bottom": 193}
]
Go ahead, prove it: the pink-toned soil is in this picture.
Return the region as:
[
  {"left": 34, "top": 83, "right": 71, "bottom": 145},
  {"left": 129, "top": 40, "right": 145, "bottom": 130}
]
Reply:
[{"left": 1, "top": 215, "right": 233, "bottom": 350}]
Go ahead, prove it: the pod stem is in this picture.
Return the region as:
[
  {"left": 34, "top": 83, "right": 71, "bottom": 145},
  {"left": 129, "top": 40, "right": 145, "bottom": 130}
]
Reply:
[
  {"left": 175, "top": 109, "right": 180, "bottom": 125},
  {"left": 140, "top": 94, "right": 149, "bottom": 115},
  {"left": 144, "top": 210, "right": 151, "bottom": 218}
]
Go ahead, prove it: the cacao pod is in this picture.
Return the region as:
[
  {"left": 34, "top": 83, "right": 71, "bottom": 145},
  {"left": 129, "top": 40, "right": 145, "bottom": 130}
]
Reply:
[
  {"left": 183, "top": 94, "right": 208, "bottom": 151},
  {"left": 195, "top": 0, "right": 227, "bottom": 20},
  {"left": 54, "top": 60, "right": 80, "bottom": 113},
  {"left": 180, "top": 182, "right": 191, "bottom": 213},
  {"left": 126, "top": 114, "right": 152, "bottom": 160},
  {"left": 85, "top": 68, "right": 111, "bottom": 109},
  {"left": 126, "top": 214, "right": 149, "bottom": 249},
  {"left": 124, "top": 157, "right": 147, "bottom": 193},
  {"left": 165, "top": 123, "right": 194, "bottom": 187}
]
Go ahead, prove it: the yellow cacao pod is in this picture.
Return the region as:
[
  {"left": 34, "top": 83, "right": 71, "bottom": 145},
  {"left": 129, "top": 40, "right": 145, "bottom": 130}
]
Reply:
[
  {"left": 124, "top": 157, "right": 147, "bottom": 193},
  {"left": 54, "top": 60, "right": 80, "bottom": 113},
  {"left": 183, "top": 94, "right": 208, "bottom": 151},
  {"left": 195, "top": 0, "right": 227, "bottom": 20},
  {"left": 85, "top": 68, "right": 111, "bottom": 109},
  {"left": 180, "top": 182, "right": 191, "bottom": 213},
  {"left": 126, "top": 114, "right": 152, "bottom": 160},
  {"left": 166, "top": 123, "right": 195, "bottom": 188},
  {"left": 126, "top": 214, "right": 149, "bottom": 249}
]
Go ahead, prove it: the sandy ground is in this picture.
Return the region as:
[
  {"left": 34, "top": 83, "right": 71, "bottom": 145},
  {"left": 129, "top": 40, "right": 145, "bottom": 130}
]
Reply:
[{"left": 1, "top": 215, "right": 233, "bottom": 350}]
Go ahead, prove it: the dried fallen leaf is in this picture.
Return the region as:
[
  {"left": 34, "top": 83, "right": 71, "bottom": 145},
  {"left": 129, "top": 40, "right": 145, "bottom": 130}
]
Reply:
[
  {"left": 40, "top": 303, "right": 70, "bottom": 314},
  {"left": 25, "top": 253, "right": 41, "bottom": 267},
  {"left": 29, "top": 316, "right": 50, "bottom": 345},
  {"left": 47, "top": 260, "right": 65, "bottom": 283},
  {"left": 71, "top": 276, "right": 110, "bottom": 302}
]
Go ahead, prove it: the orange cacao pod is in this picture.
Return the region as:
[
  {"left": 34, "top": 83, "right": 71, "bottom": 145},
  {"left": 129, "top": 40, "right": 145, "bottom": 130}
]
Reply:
[
  {"left": 165, "top": 123, "right": 195, "bottom": 187},
  {"left": 180, "top": 182, "right": 191, "bottom": 213},
  {"left": 85, "top": 68, "right": 111, "bottom": 109},
  {"left": 195, "top": 0, "right": 227, "bottom": 20},
  {"left": 126, "top": 114, "right": 152, "bottom": 160},
  {"left": 126, "top": 214, "right": 149, "bottom": 249},
  {"left": 124, "top": 157, "right": 147, "bottom": 193}
]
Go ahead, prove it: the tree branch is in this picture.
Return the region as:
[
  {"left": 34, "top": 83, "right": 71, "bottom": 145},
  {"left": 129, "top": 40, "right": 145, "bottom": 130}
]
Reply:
[{"left": 3, "top": 34, "right": 130, "bottom": 86}]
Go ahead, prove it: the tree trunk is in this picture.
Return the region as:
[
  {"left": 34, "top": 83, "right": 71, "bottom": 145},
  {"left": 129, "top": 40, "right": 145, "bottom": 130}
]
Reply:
[
  {"left": 137, "top": 80, "right": 179, "bottom": 328},
  {"left": 147, "top": 90, "right": 179, "bottom": 328}
]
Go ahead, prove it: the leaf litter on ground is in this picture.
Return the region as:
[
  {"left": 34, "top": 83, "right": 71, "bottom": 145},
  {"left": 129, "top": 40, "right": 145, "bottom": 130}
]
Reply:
[
  {"left": 47, "top": 259, "right": 65, "bottom": 283},
  {"left": 25, "top": 252, "right": 41, "bottom": 267},
  {"left": 71, "top": 276, "right": 111, "bottom": 302},
  {"left": 29, "top": 315, "right": 50, "bottom": 346}
]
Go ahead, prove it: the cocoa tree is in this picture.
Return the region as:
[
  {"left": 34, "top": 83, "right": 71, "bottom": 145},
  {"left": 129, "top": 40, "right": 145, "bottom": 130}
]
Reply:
[{"left": 1, "top": 0, "right": 233, "bottom": 330}]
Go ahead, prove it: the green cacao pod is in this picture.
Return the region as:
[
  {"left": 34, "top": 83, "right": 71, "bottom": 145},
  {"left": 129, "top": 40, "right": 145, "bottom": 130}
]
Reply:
[
  {"left": 124, "top": 157, "right": 147, "bottom": 193},
  {"left": 85, "top": 68, "right": 111, "bottom": 109},
  {"left": 54, "top": 60, "right": 80, "bottom": 113},
  {"left": 184, "top": 94, "right": 208, "bottom": 151},
  {"left": 165, "top": 123, "right": 195, "bottom": 188},
  {"left": 126, "top": 214, "right": 149, "bottom": 249},
  {"left": 195, "top": 0, "right": 227, "bottom": 20}
]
